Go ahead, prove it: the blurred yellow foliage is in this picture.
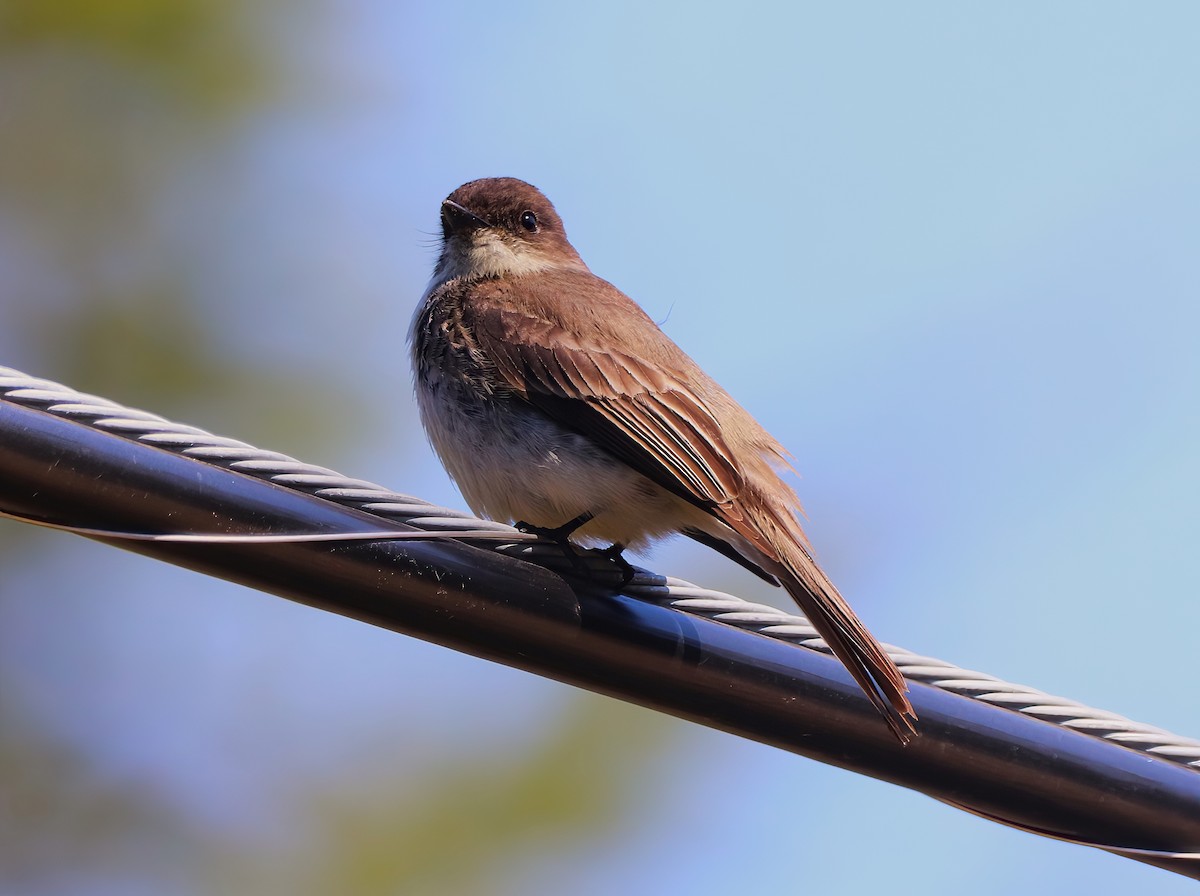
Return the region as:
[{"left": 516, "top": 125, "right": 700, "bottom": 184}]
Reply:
[{"left": 0, "top": 0, "right": 271, "bottom": 108}]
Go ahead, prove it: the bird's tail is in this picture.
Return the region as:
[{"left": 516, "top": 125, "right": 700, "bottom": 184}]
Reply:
[
  {"left": 722, "top": 506, "right": 917, "bottom": 743},
  {"left": 773, "top": 546, "right": 916, "bottom": 742}
]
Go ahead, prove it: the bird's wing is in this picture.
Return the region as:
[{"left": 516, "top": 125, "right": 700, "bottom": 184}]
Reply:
[
  {"left": 468, "top": 278, "right": 916, "bottom": 739},
  {"left": 468, "top": 289, "right": 745, "bottom": 514}
]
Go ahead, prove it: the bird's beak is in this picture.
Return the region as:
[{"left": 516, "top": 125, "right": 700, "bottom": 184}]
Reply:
[{"left": 441, "top": 200, "right": 492, "bottom": 235}]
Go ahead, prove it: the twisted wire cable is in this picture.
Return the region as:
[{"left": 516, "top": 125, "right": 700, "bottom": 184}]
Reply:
[{"left": 2, "top": 364, "right": 1198, "bottom": 773}]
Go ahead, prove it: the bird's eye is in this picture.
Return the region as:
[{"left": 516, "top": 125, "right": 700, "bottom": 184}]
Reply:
[{"left": 519, "top": 210, "right": 539, "bottom": 232}]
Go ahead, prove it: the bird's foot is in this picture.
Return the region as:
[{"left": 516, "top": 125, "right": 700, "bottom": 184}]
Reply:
[
  {"left": 515, "top": 514, "right": 633, "bottom": 586},
  {"left": 516, "top": 512, "right": 595, "bottom": 574},
  {"left": 588, "top": 542, "right": 636, "bottom": 588},
  {"left": 515, "top": 511, "right": 595, "bottom": 544}
]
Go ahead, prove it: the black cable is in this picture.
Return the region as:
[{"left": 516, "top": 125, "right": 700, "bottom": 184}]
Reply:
[{"left": 1, "top": 391, "right": 1198, "bottom": 880}]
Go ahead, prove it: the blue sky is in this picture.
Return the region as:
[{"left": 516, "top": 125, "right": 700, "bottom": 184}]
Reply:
[{"left": 3, "top": 3, "right": 1198, "bottom": 893}]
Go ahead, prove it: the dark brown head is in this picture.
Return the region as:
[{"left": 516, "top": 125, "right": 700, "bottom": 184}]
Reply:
[{"left": 435, "top": 177, "right": 587, "bottom": 282}]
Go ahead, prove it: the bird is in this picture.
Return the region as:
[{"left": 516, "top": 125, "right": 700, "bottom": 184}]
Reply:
[{"left": 409, "top": 176, "right": 916, "bottom": 741}]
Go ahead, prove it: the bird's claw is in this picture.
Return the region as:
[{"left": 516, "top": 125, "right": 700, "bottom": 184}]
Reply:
[{"left": 516, "top": 514, "right": 633, "bottom": 586}]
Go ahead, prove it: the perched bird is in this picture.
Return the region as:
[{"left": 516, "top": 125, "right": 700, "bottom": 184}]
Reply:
[{"left": 410, "top": 177, "right": 915, "bottom": 741}]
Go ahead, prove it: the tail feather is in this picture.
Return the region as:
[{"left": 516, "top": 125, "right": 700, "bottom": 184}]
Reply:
[
  {"left": 718, "top": 505, "right": 917, "bottom": 743},
  {"left": 775, "top": 556, "right": 916, "bottom": 743}
]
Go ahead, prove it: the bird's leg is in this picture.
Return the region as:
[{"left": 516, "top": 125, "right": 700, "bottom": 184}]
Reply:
[
  {"left": 590, "top": 542, "right": 636, "bottom": 587},
  {"left": 516, "top": 512, "right": 595, "bottom": 574},
  {"left": 515, "top": 511, "right": 595, "bottom": 543},
  {"left": 515, "top": 513, "right": 633, "bottom": 585}
]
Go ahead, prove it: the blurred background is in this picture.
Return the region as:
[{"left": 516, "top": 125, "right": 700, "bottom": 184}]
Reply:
[{"left": 1, "top": 2, "right": 1197, "bottom": 893}]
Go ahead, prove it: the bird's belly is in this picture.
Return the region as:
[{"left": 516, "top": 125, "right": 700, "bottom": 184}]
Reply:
[{"left": 414, "top": 384, "right": 691, "bottom": 549}]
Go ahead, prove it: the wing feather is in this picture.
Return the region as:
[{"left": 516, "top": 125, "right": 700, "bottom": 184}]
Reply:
[{"left": 470, "top": 298, "right": 742, "bottom": 510}]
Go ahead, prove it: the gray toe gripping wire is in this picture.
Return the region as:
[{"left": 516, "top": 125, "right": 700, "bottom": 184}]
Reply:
[{"left": 2, "top": 364, "right": 1199, "bottom": 775}]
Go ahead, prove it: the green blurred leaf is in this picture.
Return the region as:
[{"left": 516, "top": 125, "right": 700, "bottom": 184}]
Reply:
[{"left": 0, "top": 0, "right": 276, "bottom": 111}]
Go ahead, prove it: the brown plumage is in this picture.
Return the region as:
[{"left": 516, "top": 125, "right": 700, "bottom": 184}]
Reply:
[{"left": 410, "top": 177, "right": 916, "bottom": 742}]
